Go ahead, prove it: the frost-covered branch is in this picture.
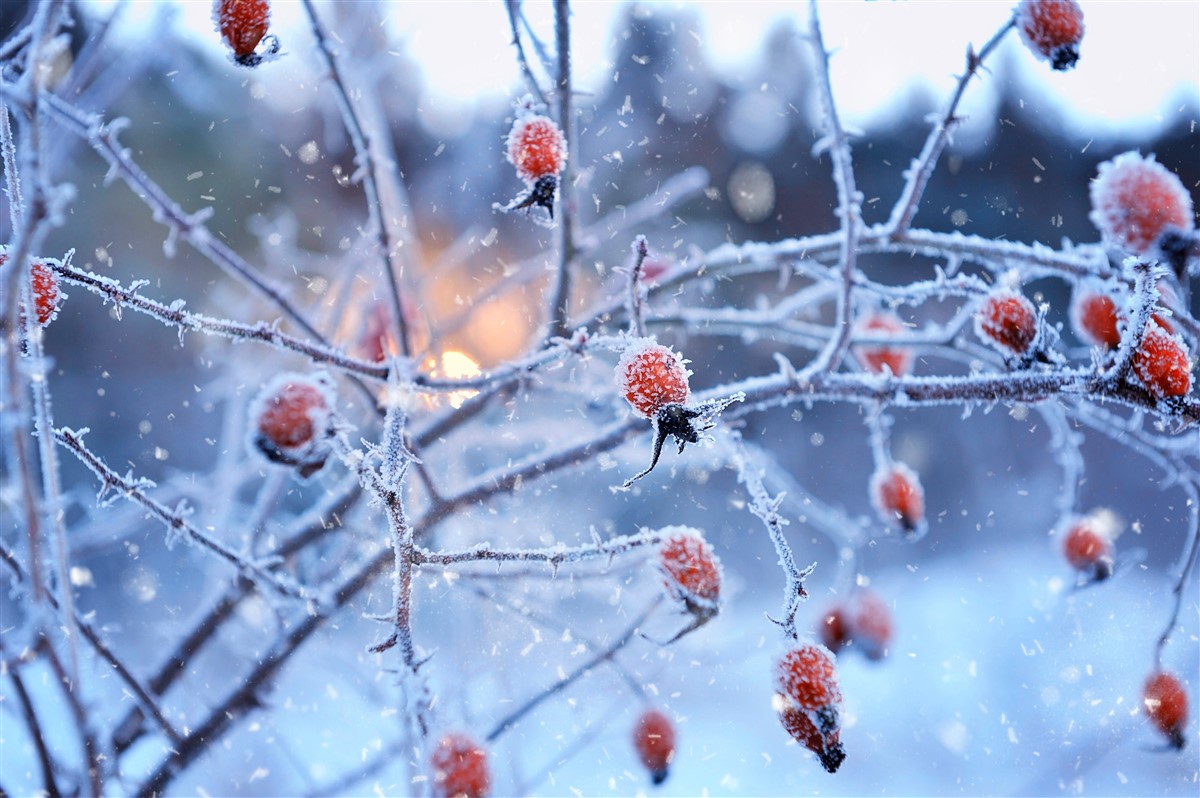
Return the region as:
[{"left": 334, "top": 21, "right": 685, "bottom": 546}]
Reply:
[
  {"left": 54, "top": 427, "right": 315, "bottom": 602},
  {"left": 415, "top": 527, "right": 669, "bottom": 568},
  {"left": 886, "top": 16, "right": 1016, "bottom": 235},
  {"left": 625, "top": 234, "right": 650, "bottom": 336},
  {"left": 725, "top": 433, "right": 816, "bottom": 640},
  {"left": 546, "top": 0, "right": 578, "bottom": 342}
]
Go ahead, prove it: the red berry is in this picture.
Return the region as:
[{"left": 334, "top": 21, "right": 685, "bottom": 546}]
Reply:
[
  {"left": 1143, "top": 671, "right": 1188, "bottom": 749},
  {"left": 1131, "top": 321, "right": 1193, "bottom": 399},
  {"left": 1016, "top": 0, "right": 1084, "bottom": 71},
  {"left": 430, "top": 732, "right": 490, "bottom": 798},
  {"left": 975, "top": 290, "right": 1038, "bottom": 356},
  {"left": 506, "top": 114, "right": 567, "bottom": 183},
  {"left": 29, "top": 260, "right": 62, "bottom": 326},
  {"left": 870, "top": 462, "right": 925, "bottom": 538},
  {"left": 853, "top": 312, "right": 913, "bottom": 377},
  {"left": 633, "top": 709, "right": 677, "bottom": 785},
  {"left": 213, "top": 0, "right": 276, "bottom": 67},
  {"left": 1070, "top": 288, "right": 1121, "bottom": 350},
  {"left": 659, "top": 527, "right": 722, "bottom": 606},
  {"left": 640, "top": 254, "right": 674, "bottom": 285},
  {"left": 774, "top": 644, "right": 846, "bottom": 773},
  {"left": 1061, "top": 510, "right": 1117, "bottom": 581},
  {"left": 817, "top": 606, "right": 850, "bottom": 655},
  {"left": 617, "top": 341, "right": 691, "bottom": 419},
  {"left": 250, "top": 373, "right": 334, "bottom": 477},
  {"left": 1089, "top": 152, "right": 1194, "bottom": 257}
]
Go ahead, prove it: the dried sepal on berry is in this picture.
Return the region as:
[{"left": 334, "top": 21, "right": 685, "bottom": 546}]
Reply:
[
  {"left": 213, "top": 0, "right": 280, "bottom": 68},
  {"left": 773, "top": 643, "right": 846, "bottom": 773},
  {"left": 1143, "top": 671, "right": 1189, "bottom": 750},
  {"left": 870, "top": 461, "right": 926, "bottom": 540},
  {"left": 853, "top": 311, "right": 913, "bottom": 377},
  {"left": 1015, "top": 0, "right": 1084, "bottom": 71},
  {"left": 975, "top": 288, "right": 1039, "bottom": 358},
  {"left": 249, "top": 372, "right": 336, "bottom": 478},
  {"left": 633, "top": 708, "right": 677, "bottom": 785},
  {"left": 616, "top": 339, "right": 706, "bottom": 486},
  {"left": 1089, "top": 152, "right": 1195, "bottom": 265},
  {"left": 1060, "top": 508, "right": 1119, "bottom": 583},
  {"left": 430, "top": 732, "right": 490, "bottom": 798},
  {"left": 1131, "top": 321, "right": 1193, "bottom": 399},
  {"left": 496, "top": 106, "right": 567, "bottom": 223}
]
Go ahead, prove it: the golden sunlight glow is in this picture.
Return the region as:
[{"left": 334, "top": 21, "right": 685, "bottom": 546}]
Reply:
[{"left": 438, "top": 350, "right": 481, "bottom": 409}]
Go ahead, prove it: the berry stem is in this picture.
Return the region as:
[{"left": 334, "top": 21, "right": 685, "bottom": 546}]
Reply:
[{"left": 1103, "top": 259, "right": 1159, "bottom": 384}]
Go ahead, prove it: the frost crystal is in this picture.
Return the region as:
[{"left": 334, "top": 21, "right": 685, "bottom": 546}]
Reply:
[{"left": 616, "top": 339, "right": 691, "bottom": 418}]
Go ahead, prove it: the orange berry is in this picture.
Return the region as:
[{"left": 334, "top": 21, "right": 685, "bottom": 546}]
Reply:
[
  {"left": 853, "top": 312, "right": 913, "bottom": 376},
  {"left": 870, "top": 462, "right": 925, "bottom": 538},
  {"left": 659, "top": 528, "right": 721, "bottom": 606},
  {"left": 1143, "top": 672, "right": 1188, "bottom": 749},
  {"left": 633, "top": 709, "right": 677, "bottom": 785},
  {"left": 1016, "top": 0, "right": 1084, "bottom": 71},
  {"left": 976, "top": 290, "right": 1038, "bottom": 356},
  {"left": 250, "top": 374, "right": 334, "bottom": 477},
  {"left": 1089, "top": 152, "right": 1194, "bottom": 257},
  {"left": 430, "top": 733, "right": 490, "bottom": 798},
  {"left": 1131, "top": 321, "right": 1193, "bottom": 399},
  {"left": 617, "top": 341, "right": 691, "bottom": 419},
  {"left": 774, "top": 644, "right": 845, "bottom": 773},
  {"left": 506, "top": 114, "right": 567, "bottom": 184},
  {"left": 214, "top": 0, "right": 276, "bottom": 67},
  {"left": 1070, "top": 289, "right": 1121, "bottom": 350}
]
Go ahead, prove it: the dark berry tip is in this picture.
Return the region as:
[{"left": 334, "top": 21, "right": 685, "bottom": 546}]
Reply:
[
  {"left": 818, "top": 741, "right": 846, "bottom": 774},
  {"left": 651, "top": 767, "right": 670, "bottom": 785},
  {"left": 1051, "top": 45, "right": 1080, "bottom": 71}
]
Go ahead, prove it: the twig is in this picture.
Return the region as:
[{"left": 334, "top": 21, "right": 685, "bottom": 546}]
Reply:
[
  {"left": 545, "top": 0, "right": 577, "bottom": 342},
  {"left": 724, "top": 433, "right": 816, "bottom": 640},
  {"left": 2, "top": 638, "right": 62, "bottom": 798},
  {"left": 802, "top": 0, "right": 863, "bottom": 376},
  {"left": 415, "top": 528, "right": 669, "bottom": 568},
  {"left": 504, "top": 0, "right": 549, "bottom": 107},
  {"left": 886, "top": 17, "right": 1016, "bottom": 235},
  {"left": 1154, "top": 478, "right": 1200, "bottom": 667},
  {"left": 626, "top": 235, "right": 650, "bottom": 337},
  {"left": 299, "top": 0, "right": 414, "bottom": 359}
]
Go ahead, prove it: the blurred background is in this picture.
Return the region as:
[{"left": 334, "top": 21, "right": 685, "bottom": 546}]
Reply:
[{"left": 2, "top": 1, "right": 1198, "bottom": 796}]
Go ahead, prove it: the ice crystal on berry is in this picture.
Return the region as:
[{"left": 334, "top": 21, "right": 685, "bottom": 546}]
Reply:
[
  {"left": 774, "top": 644, "right": 846, "bottom": 773},
  {"left": 975, "top": 289, "right": 1038, "bottom": 357},
  {"left": 659, "top": 527, "right": 722, "bottom": 608},
  {"left": 430, "top": 733, "right": 490, "bottom": 798},
  {"left": 1131, "top": 321, "right": 1193, "bottom": 399},
  {"left": 1089, "top": 151, "right": 1194, "bottom": 258}
]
